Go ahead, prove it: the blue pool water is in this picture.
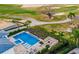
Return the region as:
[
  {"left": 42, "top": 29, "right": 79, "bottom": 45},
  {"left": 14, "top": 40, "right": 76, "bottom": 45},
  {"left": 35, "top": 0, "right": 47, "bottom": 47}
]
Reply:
[
  {"left": 13, "top": 32, "right": 39, "bottom": 46},
  {"left": 0, "top": 44, "right": 14, "bottom": 53}
]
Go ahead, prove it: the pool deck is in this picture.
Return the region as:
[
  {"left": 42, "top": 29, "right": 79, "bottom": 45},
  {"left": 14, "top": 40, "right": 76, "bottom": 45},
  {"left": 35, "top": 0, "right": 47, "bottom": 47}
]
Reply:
[
  {"left": 8, "top": 31, "right": 46, "bottom": 54},
  {"left": 2, "top": 47, "right": 15, "bottom": 54}
]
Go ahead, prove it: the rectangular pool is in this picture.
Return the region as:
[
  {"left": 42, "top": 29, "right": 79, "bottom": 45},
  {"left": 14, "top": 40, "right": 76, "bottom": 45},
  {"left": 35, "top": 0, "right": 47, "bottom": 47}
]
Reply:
[{"left": 13, "top": 32, "right": 39, "bottom": 46}]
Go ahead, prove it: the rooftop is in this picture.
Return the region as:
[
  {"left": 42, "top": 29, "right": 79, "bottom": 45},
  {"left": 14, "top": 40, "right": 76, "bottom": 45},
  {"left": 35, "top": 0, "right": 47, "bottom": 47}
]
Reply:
[
  {"left": 68, "top": 48, "right": 79, "bottom": 54},
  {"left": 0, "top": 21, "right": 15, "bottom": 30}
]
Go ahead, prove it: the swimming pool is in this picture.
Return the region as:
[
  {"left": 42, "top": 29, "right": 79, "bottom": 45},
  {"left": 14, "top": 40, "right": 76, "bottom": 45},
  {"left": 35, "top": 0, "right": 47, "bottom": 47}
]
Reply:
[{"left": 13, "top": 32, "right": 39, "bottom": 46}]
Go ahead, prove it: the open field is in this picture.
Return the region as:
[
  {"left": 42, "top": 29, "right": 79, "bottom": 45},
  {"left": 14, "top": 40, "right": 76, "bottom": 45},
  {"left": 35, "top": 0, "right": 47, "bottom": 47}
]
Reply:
[{"left": 0, "top": 4, "right": 79, "bottom": 22}]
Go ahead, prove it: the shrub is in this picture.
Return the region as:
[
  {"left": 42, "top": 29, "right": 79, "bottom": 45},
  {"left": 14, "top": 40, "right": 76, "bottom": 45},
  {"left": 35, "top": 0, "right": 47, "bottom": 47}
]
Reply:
[
  {"left": 39, "top": 41, "right": 44, "bottom": 44},
  {"left": 28, "top": 26, "right": 50, "bottom": 39},
  {"left": 8, "top": 28, "right": 27, "bottom": 37}
]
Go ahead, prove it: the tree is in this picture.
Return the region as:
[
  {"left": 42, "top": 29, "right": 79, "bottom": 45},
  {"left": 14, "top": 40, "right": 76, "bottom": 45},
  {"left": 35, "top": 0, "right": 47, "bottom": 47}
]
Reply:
[
  {"left": 40, "top": 45, "right": 49, "bottom": 54},
  {"left": 72, "top": 29, "right": 79, "bottom": 48},
  {"left": 46, "top": 45, "right": 50, "bottom": 49},
  {"left": 66, "top": 33, "right": 76, "bottom": 48},
  {"left": 12, "top": 19, "right": 19, "bottom": 29},
  {"left": 12, "top": 18, "right": 32, "bottom": 29},
  {"left": 39, "top": 41, "right": 44, "bottom": 44},
  {"left": 12, "top": 19, "right": 22, "bottom": 30},
  {"left": 58, "top": 32, "right": 64, "bottom": 42},
  {"left": 24, "top": 20, "right": 31, "bottom": 29},
  {"left": 67, "top": 11, "right": 76, "bottom": 26},
  {"left": 68, "top": 12, "right": 76, "bottom": 19},
  {"left": 40, "top": 6, "right": 55, "bottom": 19}
]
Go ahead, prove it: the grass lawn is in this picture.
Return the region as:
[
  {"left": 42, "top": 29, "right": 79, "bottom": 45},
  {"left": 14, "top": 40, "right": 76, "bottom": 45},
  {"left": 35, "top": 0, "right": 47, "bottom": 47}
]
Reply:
[
  {"left": 0, "top": 4, "right": 40, "bottom": 21},
  {"left": 27, "top": 5, "right": 79, "bottom": 22},
  {"left": 40, "top": 23, "right": 70, "bottom": 32},
  {"left": 30, "top": 14, "right": 66, "bottom": 22},
  {"left": 53, "top": 6, "right": 79, "bottom": 13},
  {"left": 0, "top": 4, "right": 38, "bottom": 15},
  {"left": 0, "top": 4, "right": 79, "bottom": 22}
]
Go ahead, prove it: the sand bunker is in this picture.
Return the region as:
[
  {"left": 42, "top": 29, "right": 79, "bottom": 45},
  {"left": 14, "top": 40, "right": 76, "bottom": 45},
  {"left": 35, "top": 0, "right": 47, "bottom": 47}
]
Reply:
[{"left": 22, "top": 4, "right": 48, "bottom": 8}]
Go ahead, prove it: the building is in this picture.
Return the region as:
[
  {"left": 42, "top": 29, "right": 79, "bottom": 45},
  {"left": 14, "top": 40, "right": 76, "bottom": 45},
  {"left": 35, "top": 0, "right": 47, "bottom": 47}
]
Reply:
[{"left": 68, "top": 48, "right": 79, "bottom": 54}]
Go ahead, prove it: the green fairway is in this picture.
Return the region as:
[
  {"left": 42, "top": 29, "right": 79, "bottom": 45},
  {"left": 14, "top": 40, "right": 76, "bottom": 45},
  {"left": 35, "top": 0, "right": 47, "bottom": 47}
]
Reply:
[
  {"left": 0, "top": 4, "right": 79, "bottom": 22},
  {"left": 0, "top": 4, "right": 37, "bottom": 15},
  {"left": 53, "top": 6, "right": 79, "bottom": 13}
]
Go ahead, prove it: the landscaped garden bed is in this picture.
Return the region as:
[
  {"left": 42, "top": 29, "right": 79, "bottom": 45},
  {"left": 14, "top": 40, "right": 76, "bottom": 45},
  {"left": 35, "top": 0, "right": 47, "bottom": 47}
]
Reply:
[{"left": 28, "top": 26, "right": 50, "bottom": 39}]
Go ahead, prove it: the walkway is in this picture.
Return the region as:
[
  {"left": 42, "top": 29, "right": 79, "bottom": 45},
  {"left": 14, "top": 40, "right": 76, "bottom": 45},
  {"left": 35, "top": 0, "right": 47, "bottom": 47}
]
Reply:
[{"left": 25, "top": 18, "right": 71, "bottom": 26}]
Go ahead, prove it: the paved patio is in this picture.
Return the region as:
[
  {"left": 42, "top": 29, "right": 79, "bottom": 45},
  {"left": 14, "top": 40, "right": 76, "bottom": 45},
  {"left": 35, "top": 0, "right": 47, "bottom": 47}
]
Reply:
[{"left": 44, "top": 36, "right": 58, "bottom": 47}]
